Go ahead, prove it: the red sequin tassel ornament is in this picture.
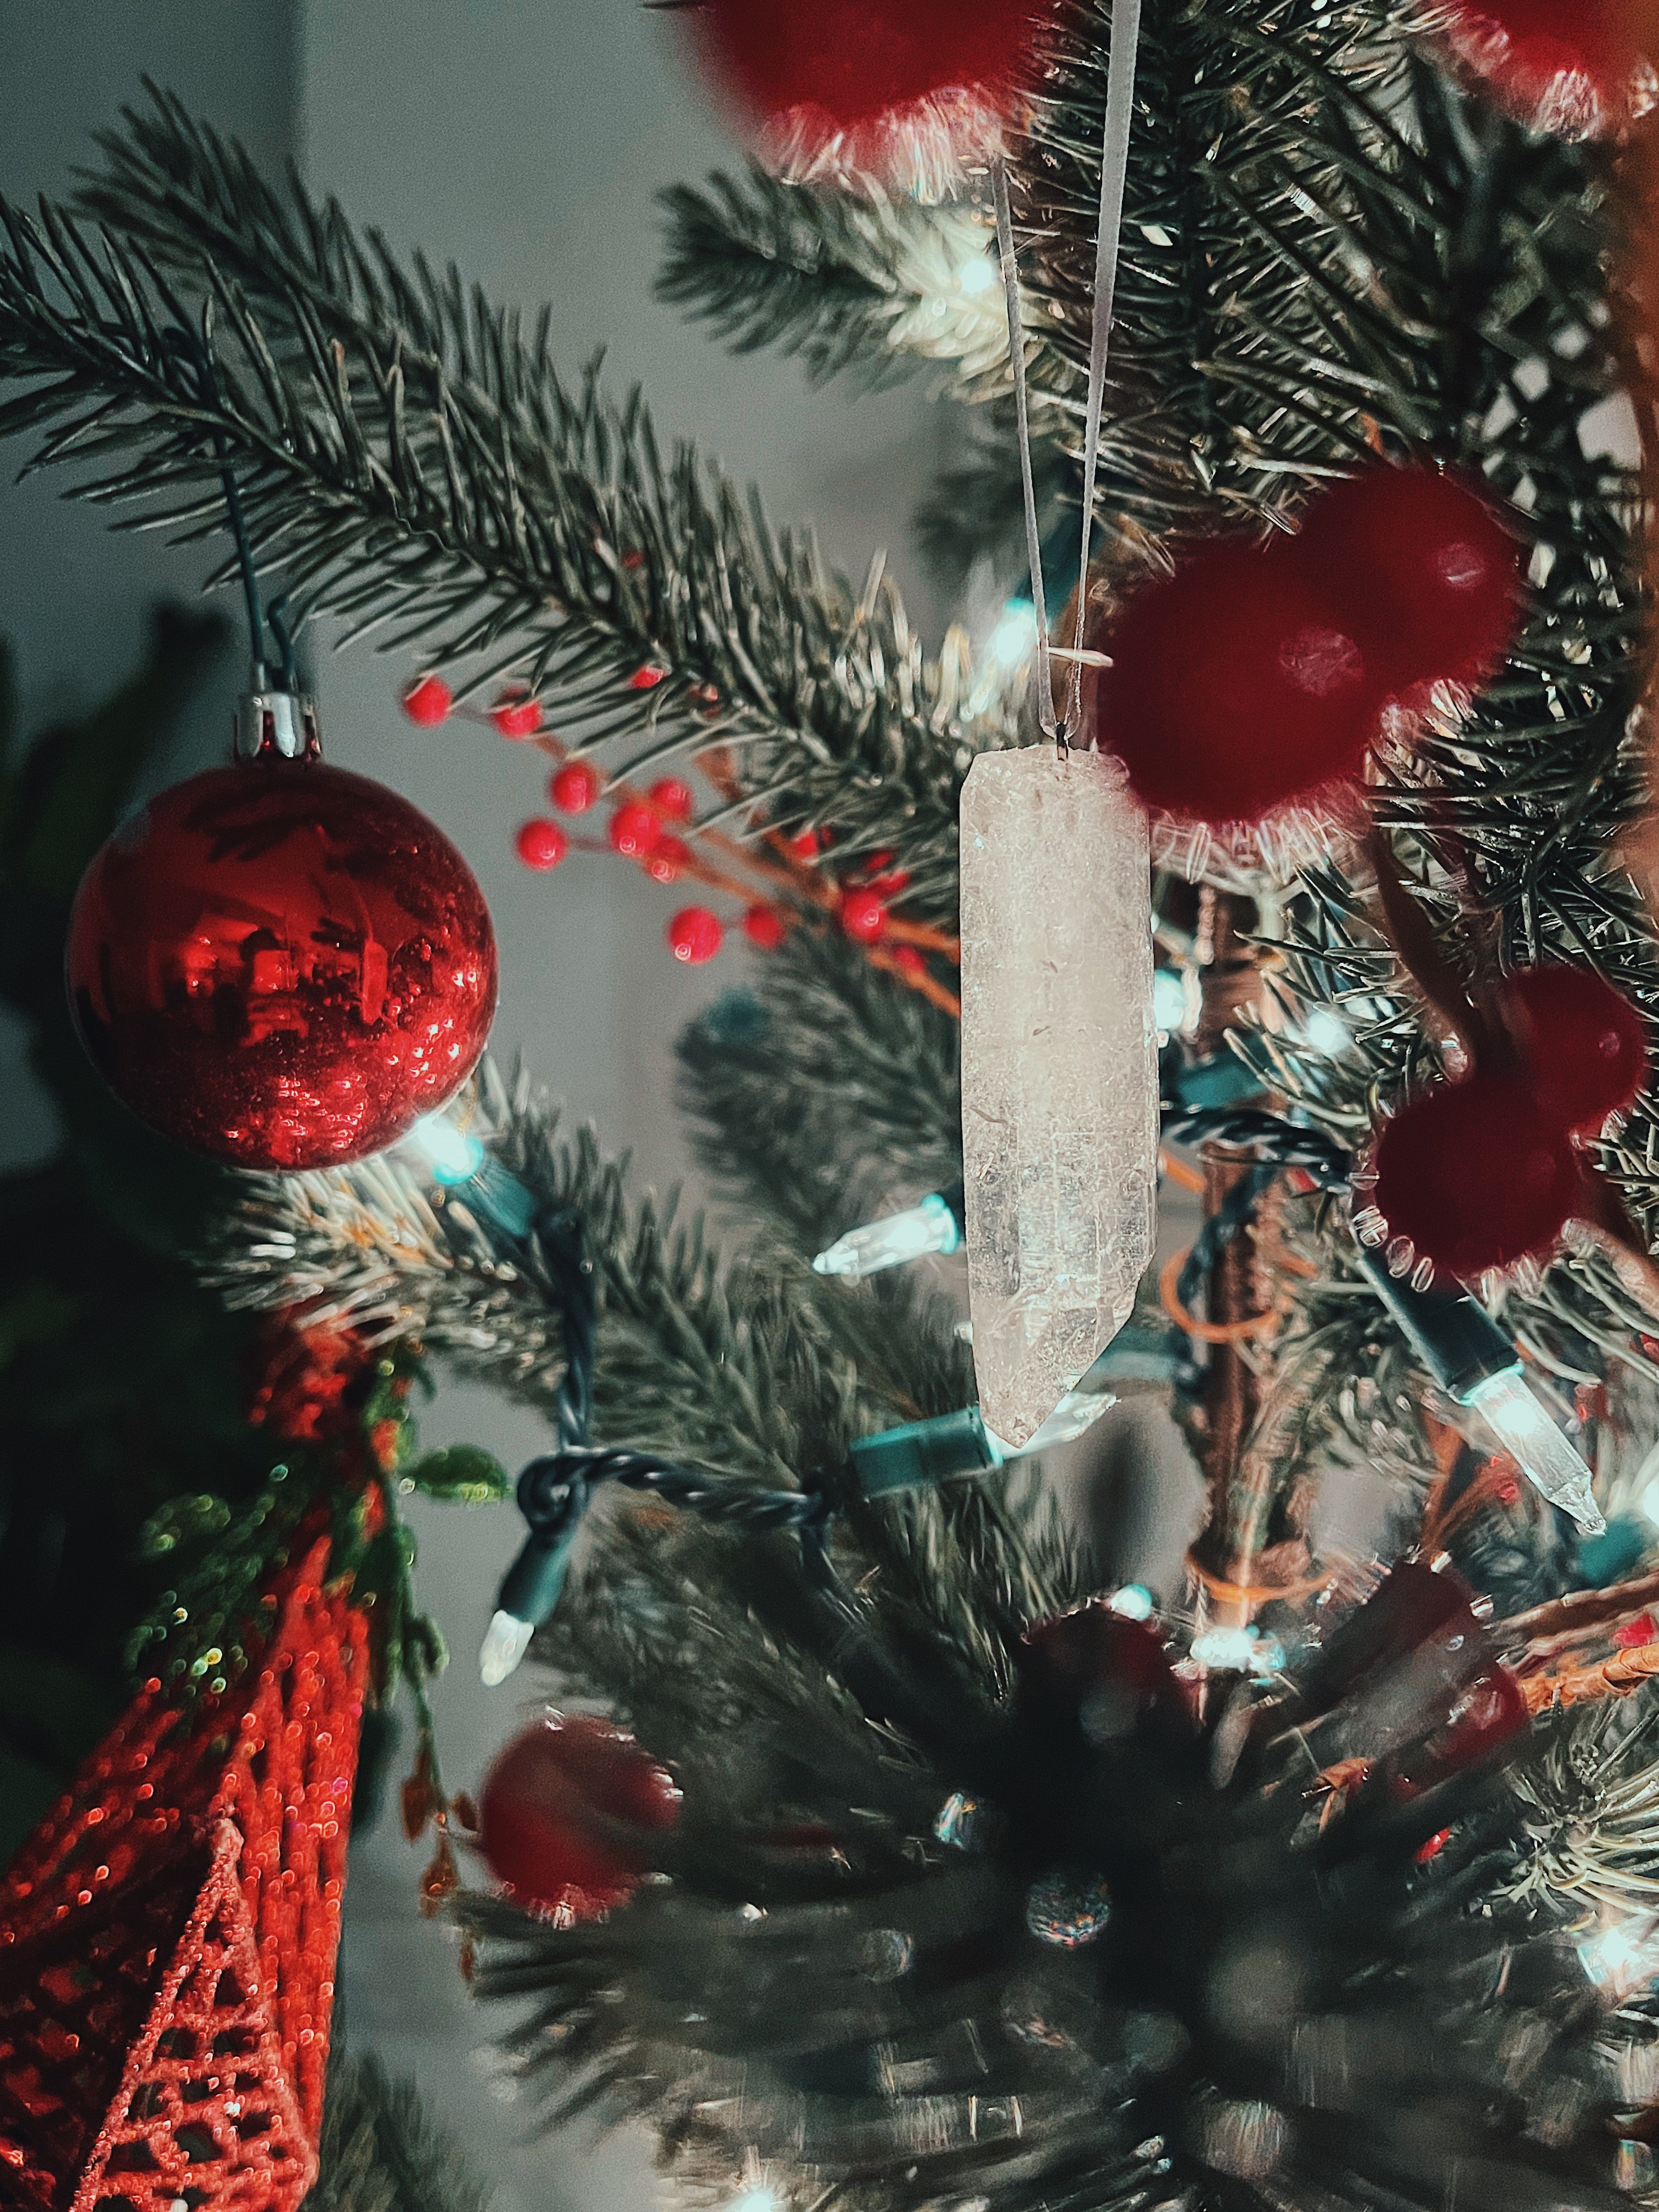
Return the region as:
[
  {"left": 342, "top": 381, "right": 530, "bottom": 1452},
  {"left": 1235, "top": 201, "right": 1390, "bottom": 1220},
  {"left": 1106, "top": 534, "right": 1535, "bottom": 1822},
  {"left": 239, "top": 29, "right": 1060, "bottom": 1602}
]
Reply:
[{"left": 0, "top": 1536, "right": 368, "bottom": 2212}]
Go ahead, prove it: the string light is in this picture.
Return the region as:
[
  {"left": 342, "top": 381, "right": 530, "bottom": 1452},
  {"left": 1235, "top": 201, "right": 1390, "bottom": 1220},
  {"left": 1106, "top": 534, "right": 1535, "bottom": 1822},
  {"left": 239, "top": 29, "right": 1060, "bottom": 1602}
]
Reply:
[{"left": 812, "top": 1192, "right": 961, "bottom": 1281}]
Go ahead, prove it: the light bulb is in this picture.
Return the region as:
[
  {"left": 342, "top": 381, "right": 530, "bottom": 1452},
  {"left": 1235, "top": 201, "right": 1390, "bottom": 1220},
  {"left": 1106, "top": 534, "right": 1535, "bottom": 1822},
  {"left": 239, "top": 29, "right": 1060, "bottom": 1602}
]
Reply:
[
  {"left": 957, "top": 255, "right": 996, "bottom": 297},
  {"left": 1107, "top": 1583, "right": 1155, "bottom": 1621},
  {"left": 478, "top": 1609, "right": 535, "bottom": 1686},
  {"left": 1461, "top": 1367, "right": 1605, "bottom": 1535},
  {"left": 409, "top": 1111, "right": 485, "bottom": 1184},
  {"left": 813, "top": 1193, "right": 960, "bottom": 1282}
]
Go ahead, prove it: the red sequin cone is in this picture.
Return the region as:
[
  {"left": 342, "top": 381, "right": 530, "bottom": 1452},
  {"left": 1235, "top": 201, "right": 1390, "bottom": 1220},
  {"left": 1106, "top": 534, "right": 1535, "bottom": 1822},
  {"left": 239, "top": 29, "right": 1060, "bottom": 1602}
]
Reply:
[{"left": 0, "top": 1537, "right": 368, "bottom": 2212}]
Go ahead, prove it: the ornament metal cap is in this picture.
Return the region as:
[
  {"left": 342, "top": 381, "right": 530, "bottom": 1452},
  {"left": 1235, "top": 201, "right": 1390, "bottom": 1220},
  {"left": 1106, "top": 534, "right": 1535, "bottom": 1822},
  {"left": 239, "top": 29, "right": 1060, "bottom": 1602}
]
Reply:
[{"left": 236, "top": 663, "right": 321, "bottom": 761}]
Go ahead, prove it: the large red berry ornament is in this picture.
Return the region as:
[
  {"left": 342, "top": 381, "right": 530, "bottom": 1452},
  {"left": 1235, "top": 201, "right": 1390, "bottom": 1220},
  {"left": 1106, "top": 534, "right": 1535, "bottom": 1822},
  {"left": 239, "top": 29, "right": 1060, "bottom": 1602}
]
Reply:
[
  {"left": 477, "top": 1714, "right": 681, "bottom": 1921},
  {"left": 1096, "top": 540, "right": 1385, "bottom": 823},
  {"left": 1441, "top": 2, "right": 1650, "bottom": 136},
  {"left": 1503, "top": 964, "right": 1647, "bottom": 1137},
  {"left": 690, "top": 0, "right": 1045, "bottom": 185},
  {"left": 1370, "top": 1073, "right": 1578, "bottom": 1279},
  {"left": 66, "top": 758, "right": 497, "bottom": 1169},
  {"left": 1293, "top": 466, "right": 1522, "bottom": 702}
]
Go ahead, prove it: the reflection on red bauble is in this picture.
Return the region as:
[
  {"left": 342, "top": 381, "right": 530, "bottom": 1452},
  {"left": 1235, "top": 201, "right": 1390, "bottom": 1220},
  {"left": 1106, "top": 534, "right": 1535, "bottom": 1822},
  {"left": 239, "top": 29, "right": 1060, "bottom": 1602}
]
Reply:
[
  {"left": 66, "top": 758, "right": 497, "bottom": 1170},
  {"left": 477, "top": 1713, "right": 681, "bottom": 1921}
]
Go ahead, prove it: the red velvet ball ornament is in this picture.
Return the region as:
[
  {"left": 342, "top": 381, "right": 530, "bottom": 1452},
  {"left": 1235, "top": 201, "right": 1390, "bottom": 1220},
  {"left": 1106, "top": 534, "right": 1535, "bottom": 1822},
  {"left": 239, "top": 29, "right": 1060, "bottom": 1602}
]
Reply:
[
  {"left": 668, "top": 905, "right": 725, "bottom": 964},
  {"left": 477, "top": 1713, "right": 680, "bottom": 1921},
  {"left": 401, "top": 674, "right": 453, "bottom": 727},
  {"left": 1292, "top": 466, "right": 1522, "bottom": 702},
  {"left": 610, "top": 802, "right": 660, "bottom": 859},
  {"left": 65, "top": 758, "right": 497, "bottom": 1170},
  {"left": 743, "top": 904, "right": 787, "bottom": 950},
  {"left": 1370, "top": 1073, "right": 1578, "bottom": 1279},
  {"left": 1503, "top": 963, "right": 1647, "bottom": 1136},
  {"left": 693, "top": 0, "right": 1042, "bottom": 177},
  {"left": 550, "top": 759, "right": 603, "bottom": 814},
  {"left": 648, "top": 776, "right": 695, "bottom": 822},
  {"left": 515, "top": 818, "right": 568, "bottom": 872},
  {"left": 1442, "top": 1, "right": 1647, "bottom": 134},
  {"left": 839, "top": 885, "right": 889, "bottom": 943},
  {"left": 1097, "top": 539, "right": 1386, "bottom": 823}
]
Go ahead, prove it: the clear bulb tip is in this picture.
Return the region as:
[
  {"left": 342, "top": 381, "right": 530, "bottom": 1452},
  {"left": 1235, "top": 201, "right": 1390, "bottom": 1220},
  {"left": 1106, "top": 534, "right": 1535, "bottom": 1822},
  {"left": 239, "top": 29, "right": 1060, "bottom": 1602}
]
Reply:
[{"left": 479, "top": 1610, "right": 535, "bottom": 1686}]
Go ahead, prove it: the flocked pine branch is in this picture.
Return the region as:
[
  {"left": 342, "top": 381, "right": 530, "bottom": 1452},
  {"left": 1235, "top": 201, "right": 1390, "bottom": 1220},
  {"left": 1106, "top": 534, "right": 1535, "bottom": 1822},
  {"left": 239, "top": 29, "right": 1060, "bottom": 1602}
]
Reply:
[
  {"left": 656, "top": 162, "right": 1025, "bottom": 400},
  {"left": 0, "top": 104, "right": 1019, "bottom": 921}
]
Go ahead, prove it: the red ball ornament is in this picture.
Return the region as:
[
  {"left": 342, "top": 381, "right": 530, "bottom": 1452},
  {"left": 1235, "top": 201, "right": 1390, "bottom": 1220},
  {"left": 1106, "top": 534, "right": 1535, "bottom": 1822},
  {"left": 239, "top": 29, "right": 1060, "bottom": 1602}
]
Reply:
[
  {"left": 691, "top": 0, "right": 1045, "bottom": 185},
  {"left": 1502, "top": 963, "right": 1647, "bottom": 1136},
  {"left": 1097, "top": 539, "right": 1386, "bottom": 823},
  {"left": 66, "top": 758, "right": 497, "bottom": 1170},
  {"left": 1441, "top": 1, "right": 1650, "bottom": 136},
  {"left": 1292, "top": 466, "right": 1522, "bottom": 702},
  {"left": 839, "top": 885, "right": 889, "bottom": 943},
  {"left": 477, "top": 1713, "right": 680, "bottom": 1921},
  {"left": 491, "top": 692, "right": 544, "bottom": 740},
  {"left": 515, "top": 817, "right": 569, "bottom": 872},
  {"left": 1370, "top": 1073, "right": 1578, "bottom": 1280},
  {"left": 610, "top": 801, "right": 661, "bottom": 858},
  {"left": 668, "top": 906, "right": 725, "bottom": 964},
  {"left": 550, "top": 759, "right": 603, "bottom": 814},
  {"left": 743, "top": 903, "right": 787, "bottom": 950},
  {"left": 401, "top": 673, "right": 453, "bottom": 727},
  {"left": 649, "top": 776, "right": 695, "bottom": 821}
]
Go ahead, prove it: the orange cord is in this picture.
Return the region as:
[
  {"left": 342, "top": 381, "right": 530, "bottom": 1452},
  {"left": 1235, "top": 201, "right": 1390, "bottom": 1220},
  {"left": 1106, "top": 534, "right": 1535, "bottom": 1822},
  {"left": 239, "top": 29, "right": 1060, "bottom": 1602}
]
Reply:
[{"left": 1159, "top": 1248, "right": 1279, "bottom": 1344}]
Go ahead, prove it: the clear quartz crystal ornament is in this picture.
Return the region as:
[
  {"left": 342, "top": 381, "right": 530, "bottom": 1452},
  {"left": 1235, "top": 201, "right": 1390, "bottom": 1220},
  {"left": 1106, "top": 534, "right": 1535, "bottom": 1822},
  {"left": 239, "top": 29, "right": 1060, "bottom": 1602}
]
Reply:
[{"left": 958, "top": 746, "right": 1157, "bottom": 1446}]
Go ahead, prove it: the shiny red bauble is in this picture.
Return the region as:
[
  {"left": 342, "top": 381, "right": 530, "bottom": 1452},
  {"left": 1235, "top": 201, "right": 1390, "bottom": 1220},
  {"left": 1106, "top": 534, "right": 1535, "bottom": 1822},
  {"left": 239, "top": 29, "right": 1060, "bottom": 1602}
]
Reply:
[
  {"left": 1442, "top": 1, "right": 1648, "bottom": 135},
  {"left": 1502, "top": 964, "right": 1647, "bottom": 1136},
  {"left": 515, "top": 818, "right": 568, "bottom": 872},
  {"left": 668, "top": 906, "right": 725, "bottom": 964},
  {"left": 550, "top": 759, "right": 603, "bottom": 814},
  {"left": 692, "top": 0, "right": 1042, "bottom": 172},
  {"left": 1097, "top": 539, "right": 1384, "bottom": 823},
  {"left": 1370, "top": 1073, "right": 1578, "bottom": 1279},
  {"left": 1293, "top": 467, "right": 1521, "bottom": 701},
  {"left": 401, "top": 674, "right": 453, "bottom": 727},
  {"left": 66, "top": 758, "right": 497, "bottom": 1170},
  {"left": 477, "top": 1713, "right": 681, "bottom": 1921}
]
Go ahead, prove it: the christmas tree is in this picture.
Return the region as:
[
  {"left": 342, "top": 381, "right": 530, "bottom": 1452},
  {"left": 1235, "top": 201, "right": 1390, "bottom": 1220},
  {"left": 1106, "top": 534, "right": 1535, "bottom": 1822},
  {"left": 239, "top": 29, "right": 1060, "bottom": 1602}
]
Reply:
[{"left": 3, "top": 4, "right": 1659, "bottom": 2209}]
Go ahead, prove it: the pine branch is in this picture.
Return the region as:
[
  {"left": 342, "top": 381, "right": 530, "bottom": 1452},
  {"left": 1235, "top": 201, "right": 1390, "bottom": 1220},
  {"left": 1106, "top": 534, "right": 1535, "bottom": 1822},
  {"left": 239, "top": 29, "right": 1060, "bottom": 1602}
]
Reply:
[
  {"left": 0, "top": 98, "right": 1021, "bottom": 921},
  {"left": 311, "top": 2053, "right": 493, "bottom": 2212},
  {"left": 656, "top": 163, "right": 1022, "bottom": 400}
]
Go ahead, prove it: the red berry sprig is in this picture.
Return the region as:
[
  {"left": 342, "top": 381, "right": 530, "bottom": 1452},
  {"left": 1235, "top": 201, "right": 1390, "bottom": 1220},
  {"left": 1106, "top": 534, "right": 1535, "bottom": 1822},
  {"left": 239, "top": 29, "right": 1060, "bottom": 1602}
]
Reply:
[
  {"left": 515, "top": 819, "right": 569, "bottom": 872},
  {"left": 402, "top": 674, "right": 454, "bottom": 726},
  {"left": 668, "top": 906, "right": 725, "bottom": 964}
]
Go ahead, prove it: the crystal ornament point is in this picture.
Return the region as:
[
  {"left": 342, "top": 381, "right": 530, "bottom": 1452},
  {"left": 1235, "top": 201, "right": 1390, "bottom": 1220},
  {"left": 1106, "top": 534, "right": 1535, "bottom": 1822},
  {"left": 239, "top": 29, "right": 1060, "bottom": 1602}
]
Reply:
[{"left": 958, "top": 746, "right": 1156, "bottom": 1446}]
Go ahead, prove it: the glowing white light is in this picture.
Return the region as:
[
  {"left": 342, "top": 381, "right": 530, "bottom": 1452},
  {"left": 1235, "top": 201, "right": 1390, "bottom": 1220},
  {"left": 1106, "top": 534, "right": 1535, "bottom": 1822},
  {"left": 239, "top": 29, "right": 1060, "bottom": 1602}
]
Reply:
[
  {"left": 478, "top": 1609, "right": 535, "bottom": 1687},
  {"left": 410, "top": 1111, "right": 484, "bottom": 1186},
  {"left": 1153, "top": 969, "right": 1188, "bottom": 1034},
  {"left": 1190, "top": 1627, "right": 1259, "bottom": 1673},
  {"left": 814, "top": 1194, "right": 961, "bottom": 1282},
  {"left": 1108, "top": 1583, "right": 1155, "bottom": 1622},
  {"left": 1462, "top": 1368, "right": 1605, "bottom": 1534},
  {"left": 1578, "top": 1915, "right": 1659, "bottom": 1995},
  {"left": 957, "top": 256, "right": 996, "bottom": 297},
  {"left": 983, "top": 599, "right": 1041, "bottom": 673},
  {"left": 724, "top": 2191, "right": 780, "bottom": 2212},
  {"left": 1302, "top": 1006, "right": 1350, "bottom": 1057}
]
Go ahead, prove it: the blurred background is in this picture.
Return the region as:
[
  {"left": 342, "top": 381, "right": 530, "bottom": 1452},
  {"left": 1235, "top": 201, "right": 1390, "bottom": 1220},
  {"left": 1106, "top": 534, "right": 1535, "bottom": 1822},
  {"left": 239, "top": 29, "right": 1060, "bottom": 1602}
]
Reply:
[{"left": 0, "top": 7, "right": 1197, "bottom": 2207}]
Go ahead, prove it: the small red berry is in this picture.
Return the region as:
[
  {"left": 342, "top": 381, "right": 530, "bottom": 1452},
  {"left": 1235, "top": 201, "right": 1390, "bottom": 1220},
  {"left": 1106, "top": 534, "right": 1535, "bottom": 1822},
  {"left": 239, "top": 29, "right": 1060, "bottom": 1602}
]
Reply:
[
  {"left": 610, "top": 802, "right": 661, "bottom": 858},
  {"left": 839, "top": 886, "right": 888, "bottom": 944},
  {"left": 629, "top": 664, "right": 667, "bottom": 691},
  {"left": 789, "top": 828, "right": 826, "bottom": 860},
  {"left": 870, "top": 866, "right": 911, "bottom": 895},
  {"left": 1414, "top": 1827, "right": 1452, "bottom": 1865},
  {"left": 402, "top": 674, "right": 453, "bottom": 726},
  {"left": 491, "top": 693, "right": 544, "bottom": 740},
  {"left": 890, "top": 945, "right": 926, "bottom": 977},
  {"left": 649, "top": 776, "right": 695, "bottom": 821},
  {"left": 1614, "top": 1612, "right": 1658, "bottom": 1650},
  {"left": 667, "top": 906, "right": 724, "bottom": 965},
  {"left": 645, "top": 834, "right": 691, "bottom": 884},
  {"left": 515, "top": 819, "right": 568, "bottom": 871},
  {"left": 1372, "top": 1073, "right": 1578, "bottom": 1279},
  {"left": 1502, "top": 964, "right": 1647, "bottom": 1138},
  {"left": 550, "top": 760, "right": 603, "bottom": 814},
  {"left": 622, "top": 548, "right": 645, "bottom": 571},
  {"left": 743, "top": 904, "right": 787, "bottom": 951}
]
